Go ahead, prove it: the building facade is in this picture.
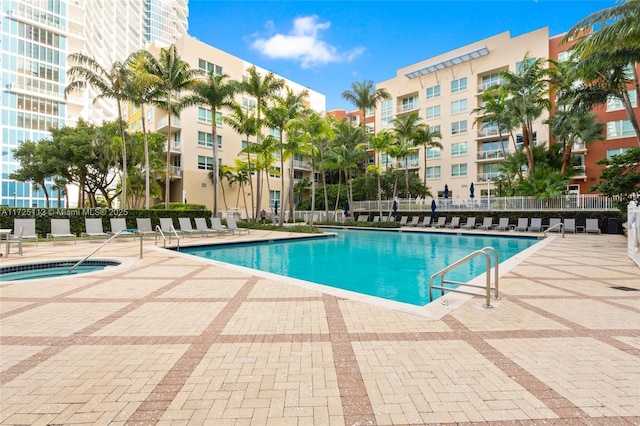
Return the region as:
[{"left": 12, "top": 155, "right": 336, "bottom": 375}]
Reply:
[
  {"left": 375, "top": 28, "right": 551, "bottom": 203},
  {"left": 137, "top": 35, "right": 326, "bottom": 215},
  {"left": 0, "top": 0, "right": 188, "bottom": 207}
]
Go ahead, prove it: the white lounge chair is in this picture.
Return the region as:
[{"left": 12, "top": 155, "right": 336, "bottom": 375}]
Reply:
[
  {"left": 419, "top": 217, "right": 432, "bottom": 227},
  {"left": 564, "top": 218, "right": 576, "bottom": 233},
  {"left": 13, "top": 218, "right": 38, "bottom": 245},
  {"left": 195, "top": 217, "right": 225, "bottom": 237},
  {"left": 136, "top": 218, "right": 157, "bottom": 239},
  {"left": 47, "top": 219, "right": 76, "bottom": 245},
  {"left": 529, "top": 218, "right": 543, "bottom": 232},
  {"left": 461, "top": 217, "right": 477, "bottom": 229},
  {"left": 356, "top": 215, "right": 369, "bottom": 222},
  {"left": 226, "top": 217, "right": 250, "bottom": 235},
  {"left": 515, "top": 218, "right": 528, "bottom": 231},
  {"left": 82, "top": 218, "right": 109, "bottom": 240},
  {"left": 408, "top": 216, "right": 420, "bottom": 227},
  {"left": 109, "top": 218, "right": 136, "bottom": 240},
  {"left": 445, "top": 217, "right": 460, "bottom": 228},
  {"left": 373, "top": 216, "right": 380, "bottom": 222},
  {"left": 547, "top": 218, "right": 562, "bottom": 232},
  {"left": 159, "top": 218, "right": 182, "bottom": 236},
  {"left": 7, "top": 225, "right": 23, "bottom": 256},
  {"left": 211, "top": 217, "right": 233, "bottom": 235},
  {"left": 431, "top": 217, "right": 446, "bottom": 228},
  {"left": 399, "top": 216, "right": 408, "bottom": 226},
  {"left": 494, "top": 218, "right": 510, "bottom": 231},
  {"left": 478, "top": 217, "right": 494, "bottom": 230},
  {"left": 586, "top": 219, "right": 601, "bottom": 234},
  {"left": 178, "top": 217, "right": 203, "bottom": 237}
]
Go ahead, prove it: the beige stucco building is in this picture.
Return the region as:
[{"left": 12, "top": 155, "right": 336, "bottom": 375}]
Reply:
[
  {"left": 135, "top": 35, "right": 326, "bottom": 216},
  {"left": 375, "top": 28, "right": 551, "bottom": 202}
]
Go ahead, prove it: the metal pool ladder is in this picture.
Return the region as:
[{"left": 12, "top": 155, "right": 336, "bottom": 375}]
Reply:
[
  {"left": 155, "top": 225, "right": 180, "bottom": 250},
  {"left": 429, "top": 246, "right": 500, "bottom": 308}
]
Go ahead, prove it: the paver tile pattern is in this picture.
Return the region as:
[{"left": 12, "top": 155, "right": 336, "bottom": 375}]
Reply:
[{"left": 1, "top": 230, "right": 638, "bottom": 425}]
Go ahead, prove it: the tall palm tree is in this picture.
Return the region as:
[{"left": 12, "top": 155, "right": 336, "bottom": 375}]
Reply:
[
  {"left": 329, "top": 120, "right": 366, "bottom": 214},
  {"left": 66, "top": 53, "right": 131, "bottom": 206},
  {"left": 472, "top": 91, "right": 518, "bottom": 154},
  {"left": 495, "top": 53, "right": 552, "bottom": 173},
  {"left": 360, "top": 130, "right": 394, "bottom": 218},
  {"left": 412, "top": 125, "right": 443, "bottom": 188},
  {"left": 123, "top": 50, "right": 163, "bottom": 209},
  {"left": 181, "top": 71, "right": 238, "bottom": 216},
  {"left": 342, "top": 80, "right": 390, "bottom": 137},
  {"left": 145, "top": 45, "right": 200, "bottom": 209},
  {"left": 264, "top": 87, "right": 308, "bottom": 224},
  {"left": 238, "top": 66, "right": 285, "bottom": 218},
  {"left": 231, "top": 159, "right": 251, "bottom": 219},
  {"left": 392, "top": 113, "right": 422, "bottom": 198},
  {"left": 224, "top": 104, "right": 260, "bottom": 219}
]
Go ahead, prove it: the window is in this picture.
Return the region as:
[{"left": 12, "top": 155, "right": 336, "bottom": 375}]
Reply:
[
  {"left": 426, "top": 166, "right": 441, "bottom": 179},
  {"left": 431, "top": 125, "right": 441, "bottom": 135},
  {"left": 406, "top": 152, "right": 419, "bottom": 168},
  {"left": 516, "top": 132, "right": 538, "bottom": 146},
  {"left": 198, "top": 131, "right": 213, "bottom": 147},
  {"left": 198, "top": 107, "right": 211, "bottom": 124},
  {"left": 242, "top": 140, "right": 249, "bottom": 149},
  {"left": 481, "top": 74, "right": 502, "bottom": 91},
  {"left": 269, "top": 190, "right": 281, "bottom": 209},
  {"left": 426, "top": 105, "right": 441, "bottom": 119},
  {"left": 269, "top": 128, "right": 281, "bottom": 139},
  {"left": 451, "top": 77, "right": 467, "bottom": 93},
  {"left": 381, "top": 99, "right": 393, "bottom": 126},
  {"left": 146, "top": 108, "right": 153, "bottom": 123},
  {"left": 516, "top": 58, "right": 536, "bottom": 74},
  {"left": 269, "top": 167, "right": 281, "bottom": 178},
  {"left": 607, "top": 90, "right": 637, "bottom": 111},
  {"left": 451, "top": 142, "right": 468, "bottom": 156},
  {"left": 451, "top": 120, "right": 467, "bottom": 135},
  {"left": 451, "top": 163, "right": 468, "bottom": 177},
  {"left": 426, "top": 84, "right": 440, "bottom": 99},
  {"left": 198, "top": 59, "right": 222, "bottom": 75},
  {"left": 557, "top": 51, "right": 571, "bottom": 62},
  {"left": 451, "top": 99, "right": 467, "bottom": 114},
  {"left": 197, "top": 155, "right": 213, "bottom": 170},
  {"left": 293, "top": 170, "right": 304, "bottom": 180},
  {"left": 365, "top": 106, "right": 374, "bottom": 117},
  {"left": 242, "top": 97, "right": 256, "bottom": 114},
  {"left": 481, "top": 163, "right": 501, "bottom": 180},
  {"left": 426, "top": 147, "right": 441, "bottom": 159},
  {"left": 607, "top": 148, "right": 629, "bottom": 159},
  {"left": 606, "top": 120, "right": 634, "bottom": 138},
  {"left": 401, "top": 95, "right": 419, "bottom": 111}
]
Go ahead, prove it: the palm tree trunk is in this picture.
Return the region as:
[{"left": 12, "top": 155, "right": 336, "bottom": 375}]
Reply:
[
  {"left": 164, "top": 93, "right": 172, "bottom": 209},
  {"left": 246, "top": 149, "right": 255, "bottom": 220},
  {"left": 289, "top": 157, "right": 295, "bottom": 224},
  {"left": 310, "top": 156, "right": 316, "bottom": 225},
  {"left": 211, "top": 115, "right": 219, "bottom": 216},
  {"left": 117, "top": 100, "right": 127, "bottom": 208},
  {"left": 141, "top": 104, "right": 150, "bottom": 209},
  {"left": 279, "top": 143, "right": 285, "bottom": 226},
  {"left": 322, "top": 173, "right": 329, "bottom": 222}
]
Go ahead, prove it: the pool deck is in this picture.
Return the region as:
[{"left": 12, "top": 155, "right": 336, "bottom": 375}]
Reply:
[{"left": 1, "top": 227, "right": 639, "bottom": 425}]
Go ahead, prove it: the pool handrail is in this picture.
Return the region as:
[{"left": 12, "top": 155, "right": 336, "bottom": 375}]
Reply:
[
  {"left": 68, "top": 228, "right": 142, "bottom": 274},
  {"left": 155, "top": 224, "right": 180, "bottom": 250},
  {"left": 428, "top": 246, "right": 500, "bottom": 308},
  {"left": 543, "top": 222, "right": 564, "bottom": 238}
]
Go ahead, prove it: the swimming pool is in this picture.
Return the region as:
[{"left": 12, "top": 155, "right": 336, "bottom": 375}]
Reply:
[
  {"left": 182, "top": 229, "right": 538, "bottom": 306},
  {"left": 0, "top": 260, "right": 121, "bottom": 281}
]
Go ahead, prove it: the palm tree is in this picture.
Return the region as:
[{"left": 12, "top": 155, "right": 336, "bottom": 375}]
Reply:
[
  {"left": 224, "top": 104, "right": 260, "bottom": 219},
  {"left": 412, "top": 125, "right": 443, "bottom": 189},
  {"left": 264, "top": 87, "right": 308, "bottom": 224},
  {"left": 145, "top": 45, "right": 200, "bottom": 209},
  {"left": 123, "top": 50, "right": 163, "bottom": 209},
  {"left": 329, "top": 120, "right": 366, "bottom": 215},
  {"left": 360, "top": 130, "right": 394, "bottom": 218},
  {"left": 209, "top": 164, "right": 234, "bottom": 211},
  {"left": 472, "top": 90, "right": 518, "bottom": 154},
  {"left": 238, "top": 66, "right": 285, "bottom": 218},
  {"left": 66, "top": 53, "right": 131, "bottom": 206},
  {"left": 392, "top": 113, "right": 422, "bottom": 198},
  {"left": 231, "top": 159, "right": 251, "bottom": 219},
  {"left": 182, "top": 71, "right": 238, "bottom": 216},
  {"left": 495, "top": 53, "right": 552, "bottom": 173},
  {"left": 342, "top": 80, "right": 390, "bottom": 137}
]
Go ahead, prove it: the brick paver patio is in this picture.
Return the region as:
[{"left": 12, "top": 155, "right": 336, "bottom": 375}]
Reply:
[{"left": 1, "top": 228, "right": 638, "bottom": 425}]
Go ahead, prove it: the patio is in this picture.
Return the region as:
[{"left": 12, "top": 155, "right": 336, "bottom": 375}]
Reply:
[{"left": 1, "top": 229, "right": 639, "bottom": 425}]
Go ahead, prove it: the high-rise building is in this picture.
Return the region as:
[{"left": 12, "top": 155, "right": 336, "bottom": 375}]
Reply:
[{"left": 0, "top": 0, "right": 188, "bottom": 207}]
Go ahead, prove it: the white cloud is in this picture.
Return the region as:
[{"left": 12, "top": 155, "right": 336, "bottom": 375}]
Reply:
[{"left": 251, "top": 15, "right": 364, "bottom": 69}]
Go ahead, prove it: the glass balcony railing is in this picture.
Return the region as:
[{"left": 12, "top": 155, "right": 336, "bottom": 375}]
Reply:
[
  {"left": 396, "top": 102, "right": 419, "bottom": 113},
  {"left": 477, "top": 127, "right": 500, "bottom": 138},
  {"left": 476, "top": 150, "right": 505, "bottom": 160},
  {"left": 477, "top": 172, "right": 502, "bottom": 182}
]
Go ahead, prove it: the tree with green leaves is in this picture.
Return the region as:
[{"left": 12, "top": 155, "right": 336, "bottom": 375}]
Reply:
[
  {"left": 66, "top": 53, "right": 131, "bottom": 206},
  {"left": 591, "top": 147, "right": 640, "bottom": 212},
  {"left": 238, "top": 66, "right": 285, "bottom": 218},
  {"left": 392, "top": 113, "right": 423, "bottom": 199},
  {"left": 341, "top": 80, "right": 390, "bottom": 137},
  {"left": 360, "top": 130, "right": 395, "bottom": 218},
  {"left": 413, "top": 125, "right": 442, "bottom": 189},
  {"left": 10, "top": 140, "right": 55, "bottom": 207},
  {"left": 327, "top": 120, "right": 366, "bottom": 215},
  {"left": 145, "top": 45, "right": 201, "bottom": 208},
  {"left": 182, "top": 71, "right": 238, "bottom": 216},
  {"left": 564, "top": 0, "right": 640, "bottom": 145}
]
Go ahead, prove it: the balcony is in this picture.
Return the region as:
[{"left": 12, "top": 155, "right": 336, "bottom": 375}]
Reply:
[
  {"left": 163, "top": 142, "right": 182, "bottom": 153},
  {"left": 476, "top": 79, "right": 505, "bottom": 93},
  {"left": 476, "top": 127, "right": 500, "bottom": 139},
  {"left": 293, "top": 159, "right": 312, "bottom": 170},
  {"left": 572, "top": 141, "right": 587, "bottom": 152},
  {"left": 169, "top": 166, "right": 183, "bottom": 178},
  {"left": 5, "top": 82, "right": 64, "bottom": 102},
  {"left": 396, "top": 101, "right": 419, "bottom": 114},
  {"left": 396, "top": 160, "right": 420, "bottom": 169},
  {"left": 476, "top": 149, "right": 505, "bottom": 161},
  {"left": 572, "top": 165, "right": 586, "bottom": 179},
  {"left": 477, "top": 172, "right": 502, "bottom": 182},
  {"left": 156, "top": 115, "right": 181, "bottom": 133}
]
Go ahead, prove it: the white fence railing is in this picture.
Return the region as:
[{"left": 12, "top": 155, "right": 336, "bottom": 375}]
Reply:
[{"left": 628, "top": 202, "right": 640, "bottom": 268}]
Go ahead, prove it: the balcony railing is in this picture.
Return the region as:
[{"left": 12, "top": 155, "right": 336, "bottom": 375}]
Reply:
[
  {"left": 396, "top": 160, "right": 420, "bottom": 169},
  {"left": 477, "top": 80, "right": 505, "bottom": 93},
  {"left": 157, "top": 115, "right": 181, "bottom": 132},
  {"left": 169, "top": 166, "right": 183, "bottom": 177},
  {"left": 163, "top": 142, "right": 182, "bottom": 153},
  {"left": 293, "top": 159, "right": 312, "bottom": 170},
  {"left": 572, "top": 141, "right": 587, "bottom": 151},
  {"left": 476, "top": 150, "right": 505, "bottom": 161},
  {"left": 477, "top": 172, "right": 502, "bottom": 182},
  {"left": 573, "top": 165, "right": 586, "bottom": 178},
  {"left": 477, "top": 127, "right": 500, "bottom": 138},
  {"left": 396, "top": 102, "right": 419, "bottom": 114}
]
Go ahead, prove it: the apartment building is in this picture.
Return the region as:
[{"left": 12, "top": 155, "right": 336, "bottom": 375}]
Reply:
[
  {"left": 549, "top": 33, "right": 640, "bottom": 195},
  {"left": 375, "top": 28, "right": 551, "bottom": 202},
  {"left": 137, "top": 35, "right": 326, "bottom": 214},
  {"left": 0, "top": 0, "right": 188, "bottom": 207}
]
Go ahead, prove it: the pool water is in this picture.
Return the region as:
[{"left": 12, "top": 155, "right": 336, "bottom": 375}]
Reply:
[
  {"left": 1, "top": 260, "right": 120, "bottom": 281},
  {"left": 182, "top": 229, "right": 538, "bottom": 306}
]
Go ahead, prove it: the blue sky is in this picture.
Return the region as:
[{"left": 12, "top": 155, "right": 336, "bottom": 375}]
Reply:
[{"left": 188, "top": 0, "right": 616, "bottom": 111}]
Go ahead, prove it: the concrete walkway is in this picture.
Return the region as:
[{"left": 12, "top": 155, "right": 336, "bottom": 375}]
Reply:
[{"left": 1, "top": 229, "right": 638, "bottom": 425}]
